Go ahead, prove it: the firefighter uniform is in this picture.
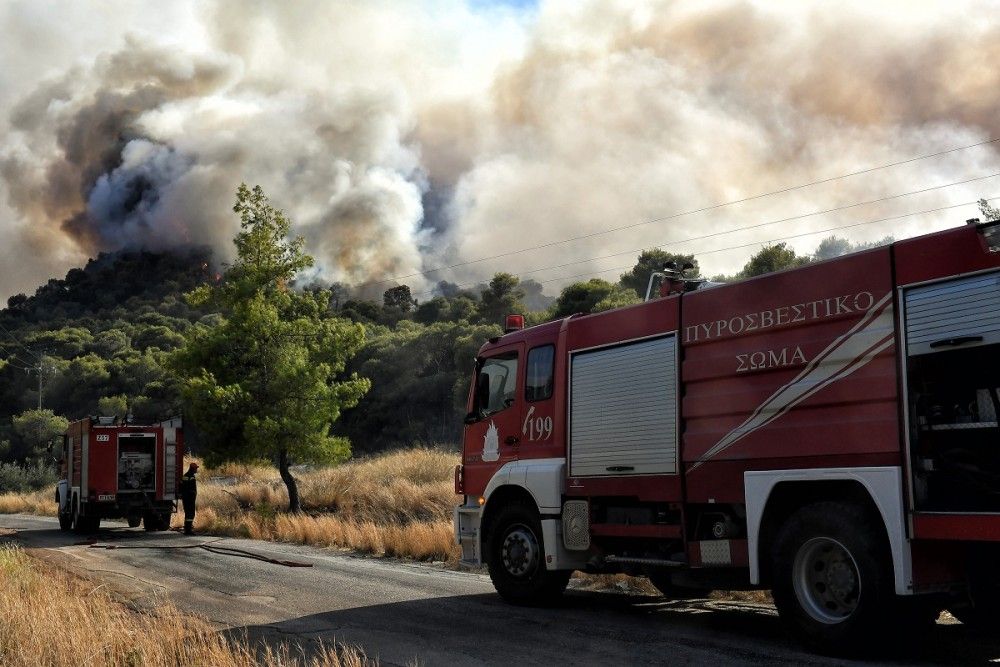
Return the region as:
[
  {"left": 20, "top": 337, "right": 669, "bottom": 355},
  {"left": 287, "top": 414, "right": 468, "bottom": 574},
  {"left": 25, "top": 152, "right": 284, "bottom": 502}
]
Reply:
[{"left": 180, "top": 463, "right": 198, "bottom": 535}]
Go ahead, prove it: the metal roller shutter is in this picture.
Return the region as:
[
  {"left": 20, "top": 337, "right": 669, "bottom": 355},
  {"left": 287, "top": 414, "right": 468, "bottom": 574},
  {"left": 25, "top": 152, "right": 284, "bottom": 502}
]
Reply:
[
  {"left": 905, "top": 271, "right": 1000, "bottom": 356},
  {"left": 569, "top": 335, "right": 678, "bottom": 477}
]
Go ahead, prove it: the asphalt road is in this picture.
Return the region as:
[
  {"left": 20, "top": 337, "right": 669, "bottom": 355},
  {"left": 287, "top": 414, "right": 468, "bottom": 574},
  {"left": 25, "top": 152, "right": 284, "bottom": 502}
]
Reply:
[{"left": 1, "top": 514, "right": 998, "bottom": 666}]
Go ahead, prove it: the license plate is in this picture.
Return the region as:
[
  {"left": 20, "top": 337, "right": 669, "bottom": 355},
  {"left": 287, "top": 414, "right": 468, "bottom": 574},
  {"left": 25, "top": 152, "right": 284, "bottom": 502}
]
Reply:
[{"left": 98, "top": 494, "right": 115, "bottom": 501}]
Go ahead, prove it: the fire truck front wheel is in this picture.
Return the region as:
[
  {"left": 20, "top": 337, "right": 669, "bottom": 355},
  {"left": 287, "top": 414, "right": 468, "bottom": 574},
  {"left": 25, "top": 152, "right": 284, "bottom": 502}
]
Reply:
[
  {"left": 56, "top": 493, "right": 72, "bottom": 531},
  {"left": 486, "top": 502, "right": 570, "bottom": 606},
  {"left": 771, "top": 501, "right": 893, "bottom": 655}
]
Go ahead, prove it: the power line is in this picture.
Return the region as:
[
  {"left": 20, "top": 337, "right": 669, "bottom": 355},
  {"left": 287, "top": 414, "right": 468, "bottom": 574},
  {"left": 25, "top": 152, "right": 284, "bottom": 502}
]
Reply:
[
  {"left": 418, "top": 195, "right": 997, "bottom": 295},
  {"left": 360, "top": 136, "right": 1000, "bottom": 290},
  {"left": 409, "top": 172, "right": 1000, "bottom": 296},
  {"left": 0, "top": 319, "right": 41, "bottom": 361}
]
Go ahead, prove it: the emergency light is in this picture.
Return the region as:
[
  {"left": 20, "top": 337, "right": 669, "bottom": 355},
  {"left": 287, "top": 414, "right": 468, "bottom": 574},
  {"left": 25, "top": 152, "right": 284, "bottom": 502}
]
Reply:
[{"left": 504, "top": 314, "right": 525, "bottom": 332}]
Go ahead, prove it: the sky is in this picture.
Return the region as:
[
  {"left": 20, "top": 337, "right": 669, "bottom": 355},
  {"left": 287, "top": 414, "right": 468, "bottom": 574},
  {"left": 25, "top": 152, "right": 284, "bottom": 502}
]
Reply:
[{"left": 1, "top": 0, "right": 999, "bottom": 303}]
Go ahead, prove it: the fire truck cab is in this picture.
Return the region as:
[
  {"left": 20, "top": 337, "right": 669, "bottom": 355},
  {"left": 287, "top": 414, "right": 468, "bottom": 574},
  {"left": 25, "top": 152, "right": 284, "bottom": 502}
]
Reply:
[{"left": 454, "top": 218, "right": 1000, "bottom": 652}]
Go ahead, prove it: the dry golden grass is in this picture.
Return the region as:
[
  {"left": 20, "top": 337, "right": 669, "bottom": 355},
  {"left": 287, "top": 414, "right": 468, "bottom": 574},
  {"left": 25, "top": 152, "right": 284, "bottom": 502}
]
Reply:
[
  {"left": 182, "top": 448, "right": 462, "bottom": 562},
  {"left": 0, "top": 488, "right": 56, "bottom": 517},
  {"left": 0, "top": 545, "right": 373, "bottom": 667}
]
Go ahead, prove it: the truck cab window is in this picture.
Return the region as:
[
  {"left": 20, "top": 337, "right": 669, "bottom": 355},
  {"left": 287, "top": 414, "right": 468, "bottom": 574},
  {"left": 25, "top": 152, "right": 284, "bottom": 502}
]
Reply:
[
  {"left": 525, "top": 345, "right": 554, "bottom": 401},
  {"left": 477, "top": 352, "right": 519, "bottom": 416}
]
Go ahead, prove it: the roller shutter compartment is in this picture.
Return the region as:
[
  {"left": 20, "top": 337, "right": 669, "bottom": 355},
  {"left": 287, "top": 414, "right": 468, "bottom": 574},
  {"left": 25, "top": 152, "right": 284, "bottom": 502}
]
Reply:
[
  {"left": 569, "top": 335, "right": 678, "bottom": 477},
  {"left": 905, "top": 271, "right": 1000, "bottom": 356}
]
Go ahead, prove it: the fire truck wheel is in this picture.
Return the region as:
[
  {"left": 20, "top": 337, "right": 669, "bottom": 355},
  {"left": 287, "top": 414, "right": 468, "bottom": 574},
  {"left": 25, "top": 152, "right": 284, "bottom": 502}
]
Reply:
[
  {"left": 771, "top": 501, "right": 893, "bottom": 654},
  {"left": 74, "top": 514, "right": 100, "bottom": 534},
  {"left": 142, "top": 512, "right": 167, "bottom": 531},
  {"left": 57, "top": 494, "right": 72, "bottom": 531},
  {"left": 486, "top": 502, "right": 571, "bottom": 606},
  {"left": 127, "top": 515, "right": 142, "bottom": 528}
]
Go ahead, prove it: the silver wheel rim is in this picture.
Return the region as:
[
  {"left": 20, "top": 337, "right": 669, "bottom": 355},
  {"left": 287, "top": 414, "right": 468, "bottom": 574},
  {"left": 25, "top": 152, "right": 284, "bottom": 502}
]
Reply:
[
  {"left": 501, "top": 523, "right": 539, "bottom": 578},
  {"left": 792, "top": 537, "right": 861, "bottom": 624}
]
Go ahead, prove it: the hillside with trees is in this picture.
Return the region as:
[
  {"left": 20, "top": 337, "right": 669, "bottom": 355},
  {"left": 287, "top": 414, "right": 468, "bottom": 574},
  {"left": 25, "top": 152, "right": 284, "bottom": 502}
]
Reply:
[{"left": 0, "top": 182, "right": 933, "bottom": 491}]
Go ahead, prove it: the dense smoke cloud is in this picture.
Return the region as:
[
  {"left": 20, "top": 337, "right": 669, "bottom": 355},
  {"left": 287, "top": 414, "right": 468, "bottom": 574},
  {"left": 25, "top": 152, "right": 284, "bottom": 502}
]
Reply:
[{"left": 1, "top": 0, "right": 999, "bottom": 303}]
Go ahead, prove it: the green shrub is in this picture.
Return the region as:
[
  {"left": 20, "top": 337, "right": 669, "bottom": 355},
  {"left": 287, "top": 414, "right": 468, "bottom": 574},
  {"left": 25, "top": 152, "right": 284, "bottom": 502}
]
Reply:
[{"left": 0, "top": 460, "right": 57, "bottom": 493}]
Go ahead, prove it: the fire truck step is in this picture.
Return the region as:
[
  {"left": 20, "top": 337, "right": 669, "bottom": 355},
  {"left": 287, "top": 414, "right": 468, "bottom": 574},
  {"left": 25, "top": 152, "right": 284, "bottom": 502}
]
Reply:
[{"left": 604, "top": 555, "right": 685, "bottom": 568}]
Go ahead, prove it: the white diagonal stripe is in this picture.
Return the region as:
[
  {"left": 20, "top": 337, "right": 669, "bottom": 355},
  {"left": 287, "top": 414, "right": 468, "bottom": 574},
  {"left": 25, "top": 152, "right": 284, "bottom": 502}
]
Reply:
[{"left": 688, "top": 294, "right": 894, "bottom": 472}]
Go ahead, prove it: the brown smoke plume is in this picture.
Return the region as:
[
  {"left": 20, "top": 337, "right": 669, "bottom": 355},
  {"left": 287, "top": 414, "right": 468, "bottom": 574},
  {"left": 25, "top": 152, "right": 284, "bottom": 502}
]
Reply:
[{"left": 1, "top": 1, "right": 999, "bottom": 304}]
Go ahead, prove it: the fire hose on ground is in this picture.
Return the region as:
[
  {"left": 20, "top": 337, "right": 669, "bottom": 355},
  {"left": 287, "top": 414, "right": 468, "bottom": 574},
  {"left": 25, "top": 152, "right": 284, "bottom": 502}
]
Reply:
[{"left": 78, "top": 538, "right": 314, "bottom": 568}]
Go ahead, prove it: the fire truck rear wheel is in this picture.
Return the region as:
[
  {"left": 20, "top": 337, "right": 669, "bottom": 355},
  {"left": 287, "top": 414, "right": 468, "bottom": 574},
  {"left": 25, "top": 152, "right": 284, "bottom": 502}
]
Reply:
[
  {"left": 127, "top": 515, "right": 142, "bottom": 528},
  {"left": 486, "top": 502, "right": 570, "bottom": 606},
  {"left": 143, "top": 512, "right": 167, "bottom": 531},
  {"left": 56, "top": 493, "right": 72, "bottom": 531},
  {"left": 771, "top": 501, "right": 893, "bottom": 655},
  {"left": 73, "top": 512, "right": 100, "bottom": 534}
]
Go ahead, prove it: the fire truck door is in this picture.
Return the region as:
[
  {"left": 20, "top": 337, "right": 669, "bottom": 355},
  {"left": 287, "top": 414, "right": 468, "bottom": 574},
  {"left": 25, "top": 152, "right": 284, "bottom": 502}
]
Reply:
[
  {"left": 520, "top": 343, "right": 557, "bottom": 452},
  {"left": 463, "top": 343, "right": 524, "bottom": 492}
]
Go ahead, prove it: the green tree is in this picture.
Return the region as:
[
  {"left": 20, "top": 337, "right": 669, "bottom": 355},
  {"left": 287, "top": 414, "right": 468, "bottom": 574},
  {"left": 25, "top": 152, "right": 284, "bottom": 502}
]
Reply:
[
  {"left": 593, "top": 285, "right": 641, "bottom": 312},
  {"left": 551, "top": 278, "right": 636, "bottom": 318},
  {"left": 521, "top": 278, "right": 554, "bottom": 312},
  {"left": 97, "top": 395, "right": 128, "bottom": 418},
  {"left": 174, "top": 184, "right": 370, "bottom": 512},
  {"left": 813, "top": 235, "right": 894, "bottom": 261},
  {"left": 12, "top": 408, "right": 68, "bottom": 461},
  {"left": 979, "top": 198, "right": 1000, "bottom": 222},
  {"left": 739, "top": 243, "right": 810, "bottom": 278},
  {"left": 383, "top": 285, "right": 414, "bottom": 312},
  {"left": 619, "top": 249, "right": 699, "bottom": 298},
  {"left": 477, "top": 273, "right": 525, "bottom": 324},
  {"left": 339, "top": 320, "right": 499, "bottom": 449}
]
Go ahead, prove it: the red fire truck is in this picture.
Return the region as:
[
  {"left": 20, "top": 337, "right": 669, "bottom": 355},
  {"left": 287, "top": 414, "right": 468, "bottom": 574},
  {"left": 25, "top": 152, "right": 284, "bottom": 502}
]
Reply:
[
  {"left": 56, "top": 417, "right": 184, "bottom": 533},
  {"left": 454, "top": 218, "right": 1000, "bottom": 652}
]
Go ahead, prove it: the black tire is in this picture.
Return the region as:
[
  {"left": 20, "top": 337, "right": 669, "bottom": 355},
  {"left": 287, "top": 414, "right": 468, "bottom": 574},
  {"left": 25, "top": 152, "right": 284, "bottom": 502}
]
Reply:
[
  {"left": 127, "top": 515, "right": 142, "bottom": 528},
  {"left": 143, "top": 512, "right": 167, "bottom": 531},
  {"left": 486, "top": 501, "right": 571, "bottom": 605},
  {"left": 74, "top": 511, "right": 99, "bottom": 534},
  {"left": 56, "top": 493, "right": 72, "bottom": 532},
  {"left": 770, "top": 501, "right": 894, "bottom": 655},
  {"left": 71, "top": 497, "right": 84, "bottom": 534}
]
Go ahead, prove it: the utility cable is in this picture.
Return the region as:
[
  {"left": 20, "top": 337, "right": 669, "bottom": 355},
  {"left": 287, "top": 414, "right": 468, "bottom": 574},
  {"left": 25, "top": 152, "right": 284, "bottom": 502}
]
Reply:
[
  {"left": 410, "top": 174, "right": 1000, "bottom": 297},
  {"left": 358, "top": 136, "right": 1000, "bottom": 289},
  {"left": 0, "top": 319, "right": 40, "bottom": 361},
  {"left": 417, "top": 195, "right": 998, "bottom": 295}
]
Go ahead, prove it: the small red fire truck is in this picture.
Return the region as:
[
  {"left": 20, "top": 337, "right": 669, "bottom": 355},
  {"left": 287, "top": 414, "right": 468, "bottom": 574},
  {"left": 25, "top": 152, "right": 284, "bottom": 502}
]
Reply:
[
  {"left": 56, "top": 417, "right": 184, "bottom": 533},
  {"left": 454, "top": 218, "right": 1000, "bottom": 651}
]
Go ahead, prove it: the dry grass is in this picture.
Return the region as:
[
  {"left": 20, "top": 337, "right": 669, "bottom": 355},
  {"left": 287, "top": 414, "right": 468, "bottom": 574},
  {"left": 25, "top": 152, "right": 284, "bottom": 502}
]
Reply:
[
  {"left": 0, "top": 448, "right": 462, "bottom": 562},
  {"left": 183, "top": 448, "right": 462, "bottom": 562},
  {"left": 0, "top": 545, "right": 373, "bottom": 667},
  {"left": 0, "top": 488, "right": 56, "bottom": 517}
]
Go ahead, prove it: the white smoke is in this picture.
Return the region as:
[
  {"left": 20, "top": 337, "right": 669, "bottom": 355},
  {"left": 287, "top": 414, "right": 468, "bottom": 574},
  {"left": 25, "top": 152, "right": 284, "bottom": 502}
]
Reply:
[{"left": 1, "top": 0, "right": 999, "bottom": 303}]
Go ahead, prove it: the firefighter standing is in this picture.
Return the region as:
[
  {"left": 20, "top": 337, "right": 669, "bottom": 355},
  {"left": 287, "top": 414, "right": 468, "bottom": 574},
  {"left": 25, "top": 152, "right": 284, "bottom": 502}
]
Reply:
[{"left": 180, "top": 462, "right": 198, "bottom": 535}]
